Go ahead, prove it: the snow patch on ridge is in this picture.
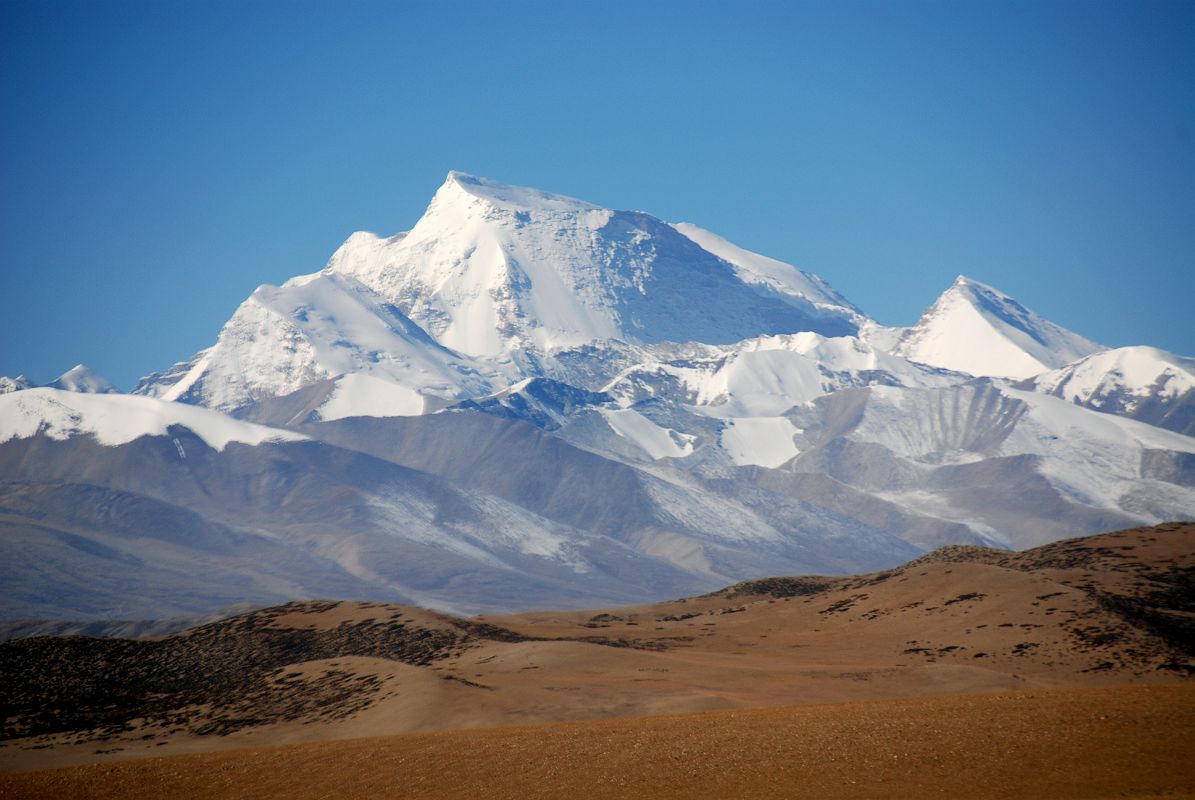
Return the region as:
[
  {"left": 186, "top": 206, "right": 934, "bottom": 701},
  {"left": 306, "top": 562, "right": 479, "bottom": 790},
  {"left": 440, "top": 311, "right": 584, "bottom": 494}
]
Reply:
[
  {"left": 317, "top": 374, "right": 427, "bottom": 420},
  {"left": 600, "top": 408, "right": 695, "bottom": 460},
  {"left": 720, "top": 417, "right": 802, "bottom": 468},
  {"left": 0, "top": 388, "right": 307, "bottom": 450}
]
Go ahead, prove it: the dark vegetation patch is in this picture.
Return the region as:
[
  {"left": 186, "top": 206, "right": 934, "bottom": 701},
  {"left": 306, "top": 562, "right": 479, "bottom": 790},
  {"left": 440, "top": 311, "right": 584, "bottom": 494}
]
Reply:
[
  {"left": 904, "top": 545, "right": 1007, "bottom": 568},
  {"left": 566, "top": 636, "right": 676, "bottom": 652},
  {"left": 1094, "top": 570, "right": 1195, "bottom": 658},
  {"left": 719, "top": 576, "right": 836, "bottom": 599},
  {"left": 447, "top": 618, "right": 539, "bottom": 643},
  {"left": 819, "top": 594, "right": 868, "bottom": 616},
  {"left": 441, "top": 674, "right": 495, "bottom": 690},
  {"left": 0, "top": 601, "right": 529, "bottom": 740},
  {"left": 943, "top": 593, "right": 987, "bottom": 606}
]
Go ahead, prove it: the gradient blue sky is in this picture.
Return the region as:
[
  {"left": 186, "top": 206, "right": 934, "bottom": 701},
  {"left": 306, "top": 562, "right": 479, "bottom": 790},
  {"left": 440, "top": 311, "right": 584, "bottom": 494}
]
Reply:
[{"left": 2, "top": 0, "right": 1192, "bottom": 388}]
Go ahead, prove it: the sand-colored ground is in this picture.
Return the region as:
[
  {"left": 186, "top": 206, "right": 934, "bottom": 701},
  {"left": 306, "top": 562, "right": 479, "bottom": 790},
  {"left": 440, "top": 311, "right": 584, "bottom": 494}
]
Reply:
[
  {"left": 2, "top": 522, "right": 1192, "bottom": 795},
  {"left": 2, "top": 684, "right": 1192, "bottom": 800}
]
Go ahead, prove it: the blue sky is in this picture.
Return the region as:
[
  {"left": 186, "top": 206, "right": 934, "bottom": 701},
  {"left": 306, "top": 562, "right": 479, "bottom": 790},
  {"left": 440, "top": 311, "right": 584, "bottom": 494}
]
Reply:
[{"left": 2, "top": 0, "right": 1192, "bottom": 388}]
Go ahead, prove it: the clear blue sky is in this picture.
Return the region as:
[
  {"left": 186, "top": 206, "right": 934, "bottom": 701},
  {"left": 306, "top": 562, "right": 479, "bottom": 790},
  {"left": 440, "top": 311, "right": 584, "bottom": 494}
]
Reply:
[{"left": 2, "top": 0, "right": 1192, "bottom": 388}]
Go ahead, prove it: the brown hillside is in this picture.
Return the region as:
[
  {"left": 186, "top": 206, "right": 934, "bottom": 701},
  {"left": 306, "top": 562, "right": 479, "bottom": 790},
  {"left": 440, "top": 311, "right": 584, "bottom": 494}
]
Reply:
[{"left": 1, "top": 521, "right": 1191, "bottom": 774}]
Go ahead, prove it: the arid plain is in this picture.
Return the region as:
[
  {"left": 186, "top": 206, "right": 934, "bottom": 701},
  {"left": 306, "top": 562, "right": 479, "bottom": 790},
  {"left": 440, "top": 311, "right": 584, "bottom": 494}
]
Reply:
[{"left": 2, "top": 522, "right": 1192, "bottom": 798}]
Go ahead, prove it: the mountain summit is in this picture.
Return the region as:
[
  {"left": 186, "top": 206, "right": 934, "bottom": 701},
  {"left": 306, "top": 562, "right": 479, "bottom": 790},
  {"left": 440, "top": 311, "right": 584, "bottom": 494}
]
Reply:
[
  {"left": 894, "top": 275, "right": 1103, "bottom": 378},
  {"left": 138, "top": 172, "right": 861, "bottom": 410},
  {"left": 47, "top": 364, "right": 117, "bottom": 394},
  {"left": 327, "top": 171, "right": 861, "bottom": 354}
]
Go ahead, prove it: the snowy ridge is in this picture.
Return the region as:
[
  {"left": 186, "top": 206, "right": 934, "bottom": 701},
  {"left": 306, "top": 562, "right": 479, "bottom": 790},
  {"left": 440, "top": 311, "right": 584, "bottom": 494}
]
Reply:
[
  {"left": 895, "top": 276, "right": 1103, "bottom": 379},
  {"left": 1003, "top": 387, "right": 1195, "bottom": 513},
  {"left": 1025, "top": 346, "right": 1195, "bottom": 409},
  {"left": 671, "top": 222, "right": 859, "bottom": 312},
  {"left": 1017, "top": 346, "right": 1195, "bottom": 436},
  {"left": 521, "top": 333, "right": 960, "bottom": 469},
  {"left": 139, "top": 271, "right": 505, "bottom": 411},
  {"left": 0, "top": 388, "right": 307, "bottom": 450},
  {"left": 603, "top": 332, "right": 957, "bottom": 418}
]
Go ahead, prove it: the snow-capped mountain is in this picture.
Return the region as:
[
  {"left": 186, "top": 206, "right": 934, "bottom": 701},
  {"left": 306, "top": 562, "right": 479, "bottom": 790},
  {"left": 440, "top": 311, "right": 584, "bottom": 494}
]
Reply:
[
  {"left": 894, "top": 276, "right": 1103, "bottom": 378},
  {"left": 1020, "top": 346, "right": 1195, "bottom": 436},
  {"left": 137, "top": 173, "right": 863, "bottom": 412},
  {"left": 0, "top": 389, "right": 921, "bottom": 619},
  {"left": 0, "top": 375, "right": 33, "bottom": 395},
  {"left": 47, "top": 364, "right": 118, "bottom": 394},
  {"left": 134, "top": 270, "right": 504, "bottom": 412},
  {"left": 329, "top": 173, "right": 860, "bottom": 353},
  {"left": 5, "top": 171, "right": 1193, "bottom": 622},
  {"left": 0, "top": 365, "right": 117, "bottom": 395}
]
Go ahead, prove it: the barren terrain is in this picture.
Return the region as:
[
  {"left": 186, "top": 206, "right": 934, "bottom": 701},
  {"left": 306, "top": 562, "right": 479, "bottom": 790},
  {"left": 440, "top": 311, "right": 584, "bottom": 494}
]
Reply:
[
  {"left": 1, "top": 522, "right": 1192, "bottom": 796},
  {"left": 3, "top": 684, "right": 1192, "bottom": 800}
]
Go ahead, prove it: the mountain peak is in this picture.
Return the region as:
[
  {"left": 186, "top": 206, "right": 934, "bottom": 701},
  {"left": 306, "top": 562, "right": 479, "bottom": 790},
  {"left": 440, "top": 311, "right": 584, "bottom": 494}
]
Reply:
[
  {"left": 139, "top": 172, "right": 867, "bottom": 407},
  {"left": 435, "top": 171, "right": 600, "bottom": 214},
  {"left": 895, "top": 277, "right": 1102, "bottom": 379},
  {"left": 49, "top": 363, "right": 118, "bottom": 394},
  {"left": 949, "top": 274, "right": 1012, "bottom": 298},
  {"left": 1, "top": 365, "right": 118, "bottom": 395},
  {"left": 1022, "top": 345, "right": 1195, "bottom": 435},
  {"left": 0, "top": 375, "right": 34, "bottom": 394}
]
